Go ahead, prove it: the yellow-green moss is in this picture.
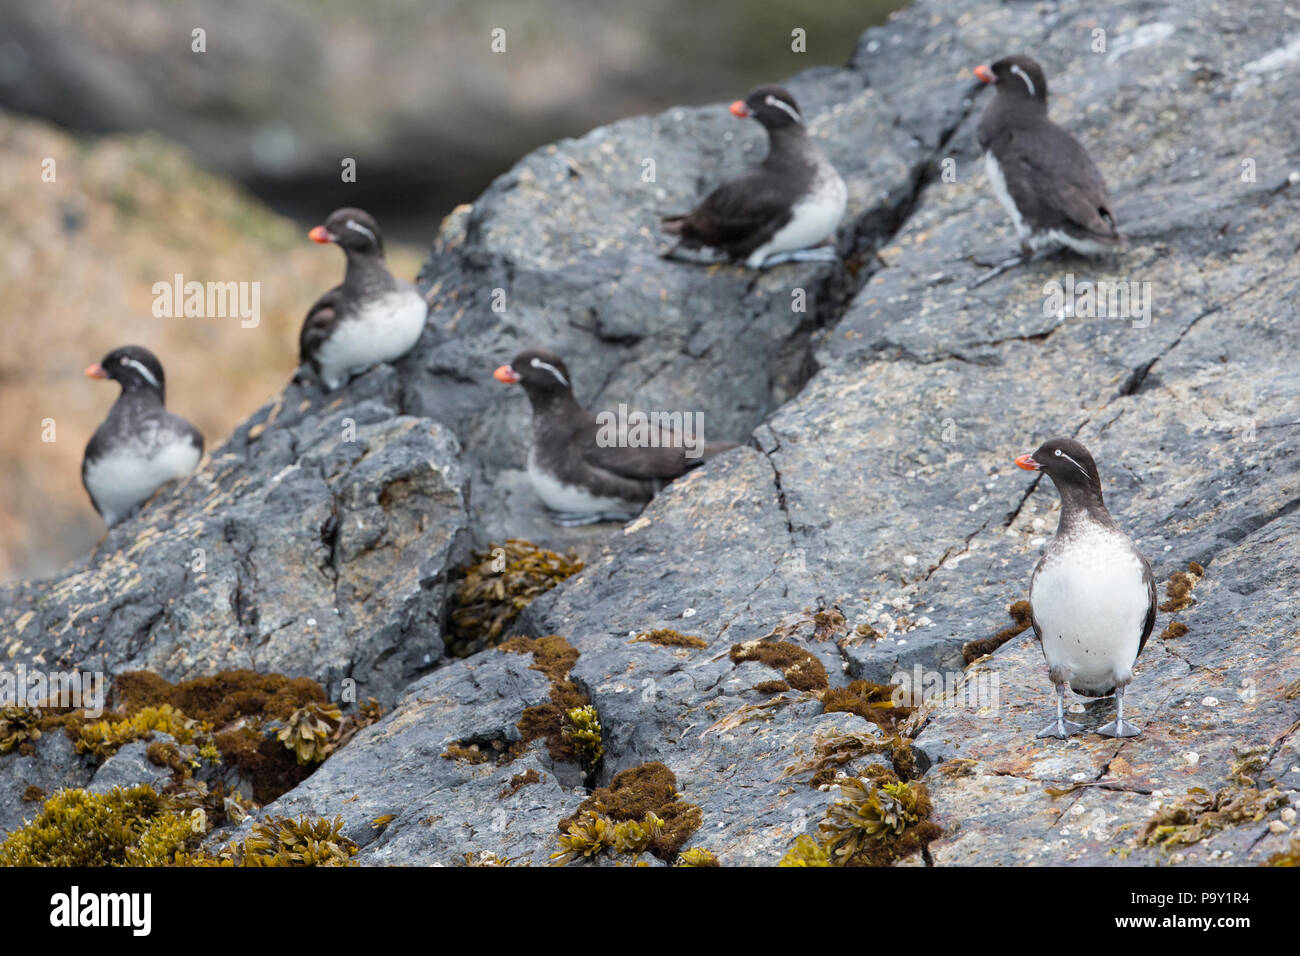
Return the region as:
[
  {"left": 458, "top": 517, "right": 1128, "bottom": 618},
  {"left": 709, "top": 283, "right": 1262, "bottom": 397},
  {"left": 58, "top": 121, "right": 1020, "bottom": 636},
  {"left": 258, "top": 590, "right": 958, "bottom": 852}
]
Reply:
[
  {"left": 779, "top": 770, "right": 940, "bottom": 867},
  {"left": 0, "top": 706, "right": 43, "bottom": 755},
  {"left": 74, "top": 704, "right": 210, "bottom": 759},
  {"left": 0, "top": 785, "right": 200, "bottom": 866},
  {"left": 556, "top": 762, "right": 702, "bottom": 864},
  {"left": 779, "top": 834, "right": 832, "bottom": 867},
  {"left": 675, "top": 847, "right": 720, "bottom": 867},
  {"left": 1266, "top": 839, "right": 1300, "bottom": 866},
  {"left": 447, "top": 540, "right": 584, "bottom": 656},
  {"left": 198, "top": 815, "right": 358, "bottom": 867},
  {"left": 564, "top": 704, "right": 604, "bottom": 774},
  {"left": 1141, "top": 785, "right": 1288, "bottom": 848},
  {"left": 276, "top": 702, "right": 343, "bottom": 765}
]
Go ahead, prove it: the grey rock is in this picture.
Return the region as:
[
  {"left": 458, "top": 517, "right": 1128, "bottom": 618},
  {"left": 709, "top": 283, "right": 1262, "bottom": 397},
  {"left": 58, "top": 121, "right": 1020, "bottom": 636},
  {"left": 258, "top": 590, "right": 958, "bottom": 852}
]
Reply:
[
  {"left": 0, "top": 733, "right": 93, "bottom": 839},
  {"left": 0, "top": 403, "right": 472, "bottom": 707},
  {"left": 86, "top": 735, "right": 178, "bottom": 795}
]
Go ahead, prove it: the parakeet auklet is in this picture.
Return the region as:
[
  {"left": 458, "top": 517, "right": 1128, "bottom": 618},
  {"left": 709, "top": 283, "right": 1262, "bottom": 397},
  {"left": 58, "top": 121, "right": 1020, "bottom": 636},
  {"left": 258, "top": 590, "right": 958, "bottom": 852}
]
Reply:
[
  {"left": 298, "top": 207, "right": 428, "bottom": 390},
  {"left": 494, "top": 349, "right": 738, "bottom": 526},
  {"left": 81, "top": 345, "right": 203, "bottom": 528},
  {"left": 1016, "top": 438, "right": 1156, "bottom": 739},
  {"left": 972, "top": 56, "right": 1121, "bottom": 283},
  {"left": 661, "top": 85, "right": 846, "bottom": 269}
]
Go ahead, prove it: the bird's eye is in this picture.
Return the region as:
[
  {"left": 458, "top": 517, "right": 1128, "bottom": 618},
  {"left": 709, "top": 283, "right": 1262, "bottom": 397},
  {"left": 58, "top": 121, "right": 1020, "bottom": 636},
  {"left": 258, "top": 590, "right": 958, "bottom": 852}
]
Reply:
[{"left": 1054, "top": 449, "right": 1062, "bottom": 456}]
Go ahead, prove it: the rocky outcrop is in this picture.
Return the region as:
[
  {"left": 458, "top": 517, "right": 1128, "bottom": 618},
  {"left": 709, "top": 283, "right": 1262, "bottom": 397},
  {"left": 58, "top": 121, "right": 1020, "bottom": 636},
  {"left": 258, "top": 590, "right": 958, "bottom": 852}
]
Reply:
[{"left": 3, "top": 0, "right": 1299, "bottom": 864}]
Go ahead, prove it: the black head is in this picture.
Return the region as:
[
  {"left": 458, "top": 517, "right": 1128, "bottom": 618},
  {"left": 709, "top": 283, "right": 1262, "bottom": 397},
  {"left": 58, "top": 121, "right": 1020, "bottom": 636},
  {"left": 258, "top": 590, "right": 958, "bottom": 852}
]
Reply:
[
  {"left": 86, "top": 345, "right": 166, "bottom": 400},
  {"left": 730, "top": 85, "right": 803, "bottom": 131},
  {"left": 1015, "top": 437, "right": 1102, "bottom": 497},
  {"left": 309, "top": 207, "right": 385, "bottom": 257},
  {"left": 974, "top": 55, "right": 1048, "bottom": 104},
  {"left": 494, "top": 349, "right": 575, "bottom": 402}
]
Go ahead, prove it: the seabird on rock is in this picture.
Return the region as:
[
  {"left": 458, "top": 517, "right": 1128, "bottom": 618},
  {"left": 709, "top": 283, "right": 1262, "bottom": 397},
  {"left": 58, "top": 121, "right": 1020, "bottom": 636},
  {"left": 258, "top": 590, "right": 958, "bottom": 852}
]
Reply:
[
  {"left": 661, "top": 85, "right": 846, "bottom": 269},
  {"left": 82, "top": 345, "right": 203, "bottom": 528},
  {"left": 1016, "top": 437, "right": 1156, "bottom": 739},
  {"left": 494, "top": 348, "right": 738, "bottom": 526},
  {"left": 298, "top": 207, "right": 428, "bottom": 390},
  {"left": 972, "top": 56, "right": 1121, "bottom": 286}
]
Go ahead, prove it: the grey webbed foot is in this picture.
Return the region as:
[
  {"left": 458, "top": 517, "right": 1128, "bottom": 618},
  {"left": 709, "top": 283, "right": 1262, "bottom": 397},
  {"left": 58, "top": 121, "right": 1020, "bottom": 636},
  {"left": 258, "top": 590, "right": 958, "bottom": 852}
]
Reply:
[
  {"left": 1096, "top": 718, "right": 1142, "bottom": 738},
  {"left": 1036, "top": 717, "right": 1085, "bottom": 740},
  {"left": 550, "top": 511, "right": 637, "bottom": 528},
  {"left": 758, "top": 246, "right": 839, "bottom": 268}
]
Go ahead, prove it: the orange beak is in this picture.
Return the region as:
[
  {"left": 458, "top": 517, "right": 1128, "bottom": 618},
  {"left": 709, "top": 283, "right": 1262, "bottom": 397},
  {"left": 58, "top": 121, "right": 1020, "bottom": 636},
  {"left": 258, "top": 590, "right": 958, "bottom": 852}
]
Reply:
[
  {"left": 308, "top": 225, "right": 334, "bottom": 244},
  {"left": 84, "top": 362, "right": 107, "bottom": 380},
  {"left": 729, "top": 100, "right": 751, "bottom": 118},
  {"left": 1015, "top": 454, "right": 1040, "bottom": 472},
  {"left": 974, "top": 64, "right": 996, "bottom": 84},
  {"left": 493, "top": 364, "right": 521, "bottom": 384}
]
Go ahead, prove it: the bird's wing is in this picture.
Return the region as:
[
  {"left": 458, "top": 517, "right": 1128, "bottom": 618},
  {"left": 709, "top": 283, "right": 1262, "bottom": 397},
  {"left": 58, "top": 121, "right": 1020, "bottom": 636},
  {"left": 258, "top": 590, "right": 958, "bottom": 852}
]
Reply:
[
  {"left": 579, "top": 415, "right": 704, "bottom": 484},
  {"left": 1137, "top": 554, "right": 1157, "bottom": 658},
  {"left": 298, "top": 286, "right": 344, "bottom": 366},
  {"left": 673, "top": 172, "right": 794, "bottom": 254},
  {"left": 994, "top": 123, "right": 1119, "bottom": 238}
]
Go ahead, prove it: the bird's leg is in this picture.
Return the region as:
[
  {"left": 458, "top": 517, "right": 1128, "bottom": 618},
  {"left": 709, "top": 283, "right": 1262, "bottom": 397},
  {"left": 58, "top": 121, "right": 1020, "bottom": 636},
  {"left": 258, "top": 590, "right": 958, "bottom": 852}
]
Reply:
[
  {"left": 758, "top": 246, "right": 840, "bottom": 268},
  {"left": 1097, "top": 684, "right": 1142, "bottom": 738},
  {"left": 968, "top": 244, "right": 1060, "bottom": 289},
  {"left": 550, "top": 510, "right": 637, "bottom": 528},
  {"left": 1036, "top": 681, "right": 1084, "bottom": 739},
  {"left": 658, "top": 240, "right": 686, "bottom": 261}
]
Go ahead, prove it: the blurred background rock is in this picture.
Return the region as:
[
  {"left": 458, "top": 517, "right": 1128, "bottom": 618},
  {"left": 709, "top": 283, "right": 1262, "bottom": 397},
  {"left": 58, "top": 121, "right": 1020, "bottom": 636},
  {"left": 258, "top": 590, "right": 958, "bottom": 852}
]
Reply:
[{"left": 0, "top": 0, "right": 903, "bottom": 580}]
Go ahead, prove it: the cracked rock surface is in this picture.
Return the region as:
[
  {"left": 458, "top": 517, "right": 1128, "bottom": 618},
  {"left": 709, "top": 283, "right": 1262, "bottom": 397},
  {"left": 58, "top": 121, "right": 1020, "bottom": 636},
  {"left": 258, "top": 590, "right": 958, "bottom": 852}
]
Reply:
[{"left": 2, "top": 0, "right": 1298, "bottom": 864}]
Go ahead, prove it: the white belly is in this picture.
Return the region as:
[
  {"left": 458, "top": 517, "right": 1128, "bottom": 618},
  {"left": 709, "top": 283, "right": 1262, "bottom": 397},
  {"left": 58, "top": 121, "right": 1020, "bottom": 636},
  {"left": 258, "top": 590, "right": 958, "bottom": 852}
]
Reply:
[
  {"left": 984, "top": 151, "right": 1030, "bottom": 241},
  {"left": 85, "top": 440, "right": 201, "bottom": 527},
  {"left": 316, "top": 288, "right": 427, "bottom": 389},
  {"left": 527, "top": 451, "right": 638, "bottom": 517},
  {"left": 747, "top": 160, "right": 846, "bottom": 267},
  {"left": 1030, "top": 527, "right": 1149, "bottom": 694}
]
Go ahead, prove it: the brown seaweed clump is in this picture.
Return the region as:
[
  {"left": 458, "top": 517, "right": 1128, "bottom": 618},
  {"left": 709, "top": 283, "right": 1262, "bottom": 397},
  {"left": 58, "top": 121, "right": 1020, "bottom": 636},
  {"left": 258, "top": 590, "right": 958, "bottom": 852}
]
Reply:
[
  {"left": 633, "top": 629, "right": 708, "bottom": 649},
  {"left": 446, "top": 540, "right": 584, "bottom": 656},
  {"left": 962, "top": 599, "right": 1034, "bottom": 665},
  {"left": 1140, "top": 785, "right": 1287, "bottom": 848},
  {"left": 554, "top": 762, "right": 703, "bottom": 864},
  {"left": 779, "top": 768, "right": 940, "bottom": 867},
  {"left": 1159, "top": 562, "right": 1204, "bottom": 613},
  {"left": 730, "top": 640, "right": 828, "bottom": 691}
]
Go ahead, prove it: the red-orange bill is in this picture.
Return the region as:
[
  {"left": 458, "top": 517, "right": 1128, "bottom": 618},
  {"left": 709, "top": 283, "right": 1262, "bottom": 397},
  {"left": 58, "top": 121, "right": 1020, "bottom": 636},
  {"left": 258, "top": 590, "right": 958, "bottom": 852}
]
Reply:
[
  {"left": 493, "top": 365, "right": 520, "bottom": 384},
  {"left": 974, "top": 64, "right": 995, "bottom": 84},
  {"left": 308, "top": 225, "right": 334, "bottom": 244},
  {"left": 729, "top": 100, "right": 751, "bottom": 118},
  {"left": 1015, "top": 454, "right": 1040, "bottom": 471},
  {"left": 84, "top": 363, "right": 107, "bottom": 379}
]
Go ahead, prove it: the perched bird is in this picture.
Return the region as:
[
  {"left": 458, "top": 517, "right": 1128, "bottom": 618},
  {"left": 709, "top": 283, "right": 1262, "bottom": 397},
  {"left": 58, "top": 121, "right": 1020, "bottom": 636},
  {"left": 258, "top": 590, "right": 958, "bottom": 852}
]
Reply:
[
  {"left": 661, "top": 85, "right": 846, "bottom": 269},
  {"left": 82, "top": 346, "right": 204, "bottom": 528},
  {"left": 1016, "top": 438, "right": 1156, "bottom": 739},
  {"left": 493, "top": 349, "right": 738, "bottom": 526},
  {"left": 974, "top": 56, "right": 1121, "bottom": 266},
  {"left": 298, "top": 207, "right": 428, "bottom": 390}
]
